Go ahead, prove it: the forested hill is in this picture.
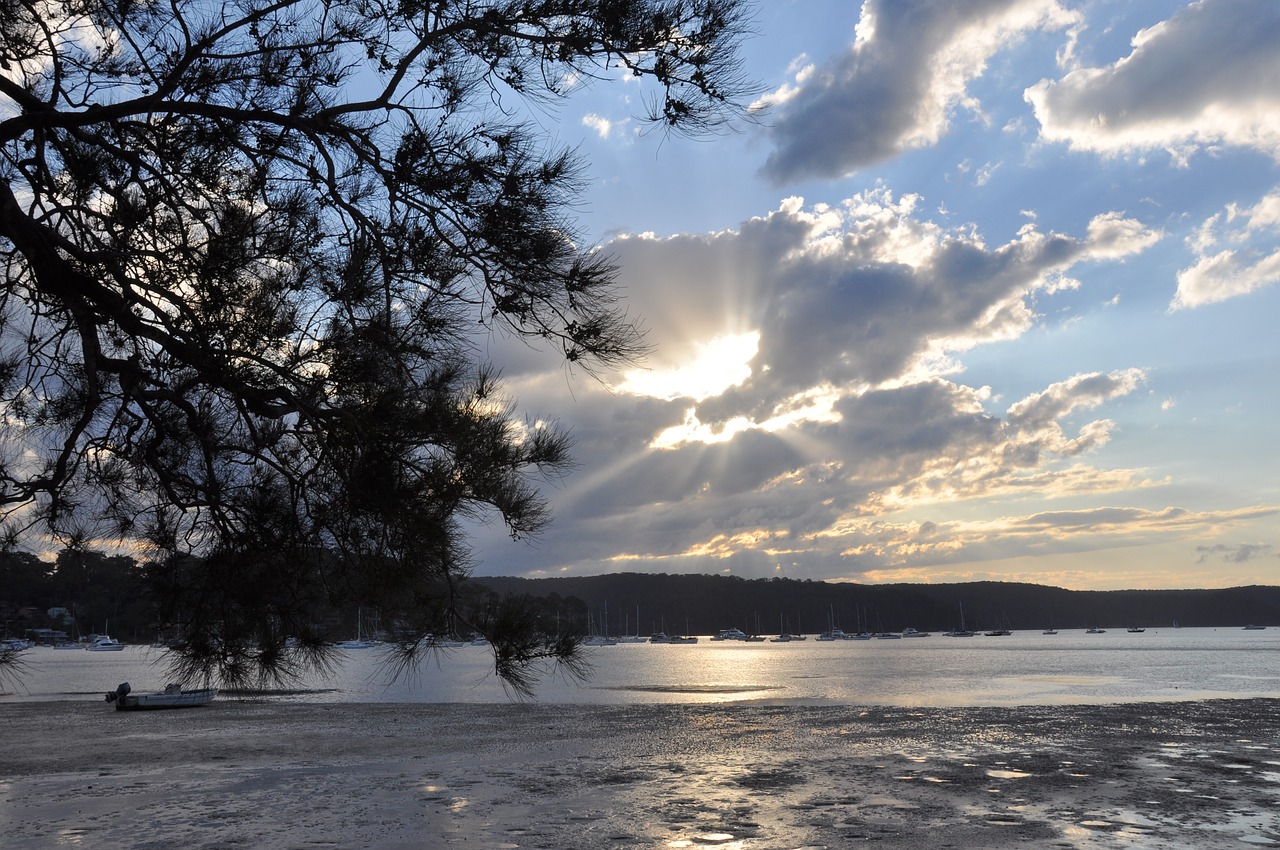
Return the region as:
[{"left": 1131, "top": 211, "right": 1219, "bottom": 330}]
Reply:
[{"left": 474, "top": 573, "right": 1280, "bottom": 636}]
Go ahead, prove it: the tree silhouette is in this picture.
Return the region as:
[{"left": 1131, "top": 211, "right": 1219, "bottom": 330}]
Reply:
[{"left": 0, "top": 0, "right": 754, "bottom": 693}]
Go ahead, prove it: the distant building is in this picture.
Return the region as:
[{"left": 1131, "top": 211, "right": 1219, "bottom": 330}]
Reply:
[{"left": 25, "top": 627, "right": 70, "bottom": 642}]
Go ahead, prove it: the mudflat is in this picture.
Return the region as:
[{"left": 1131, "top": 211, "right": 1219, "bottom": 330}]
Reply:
[{"left": 2, "top": 698, "right": 1278, "bottom": 848}]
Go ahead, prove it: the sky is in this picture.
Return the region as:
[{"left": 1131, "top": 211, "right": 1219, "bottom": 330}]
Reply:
[{"left": 465, "top": 0, "right": 1280, "bottom": 591}]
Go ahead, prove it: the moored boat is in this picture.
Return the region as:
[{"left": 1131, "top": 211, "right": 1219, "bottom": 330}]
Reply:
[
  {"left": 105, "top": 682, "right": 218, "bottom": 711},
  {"left": 85, "top": 636, "right": 125, "bottom": 651},
  {"left": 943, "top": 602, "right": 975, "bottom": 636}
]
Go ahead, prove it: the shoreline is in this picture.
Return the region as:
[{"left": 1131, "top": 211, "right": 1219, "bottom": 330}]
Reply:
[{"left": 4, "top": 698, "right": 1280, "bottom": 848}]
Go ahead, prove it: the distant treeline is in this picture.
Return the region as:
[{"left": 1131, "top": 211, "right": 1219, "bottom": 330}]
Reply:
[
  {"left": 6, "top": 546, "right": 1277, "bottom": 643},
  {"left": 474, "top": 573, "right": 1280, "bottom": 636}
]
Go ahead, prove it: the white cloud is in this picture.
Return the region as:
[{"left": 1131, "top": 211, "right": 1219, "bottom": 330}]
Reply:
[
  {"left": 1173, "top": 188, "right": 1280, "bottom": 309},
  {"left": 1026, "top": 0, "right": 1280, "bottom": 162},
  {"left": 1084, "top": 212, "right": 1164, "bottom": 260},
  {"left": 761, "top": 0, "right": 1080, "bottom": 182},
  {"left": 1172, "top": 250, "right": 1280, "bottom": 310},
  {"left": 582, "top": 113, "right": 613, "bottom": 139}
]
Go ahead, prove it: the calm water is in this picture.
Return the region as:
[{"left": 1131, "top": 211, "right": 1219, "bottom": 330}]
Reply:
[{"left": 4, "top": 627, "right": 1278, "bottom": 707}]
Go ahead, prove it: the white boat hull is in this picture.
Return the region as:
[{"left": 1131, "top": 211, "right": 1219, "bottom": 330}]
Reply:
[{"left": 106, "top": 683, "right": 218, "bottom": 710}]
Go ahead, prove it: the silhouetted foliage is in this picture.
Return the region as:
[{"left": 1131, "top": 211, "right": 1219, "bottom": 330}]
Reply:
[{"left": 0, "top": 0, "right": 756, "bottom": 687}]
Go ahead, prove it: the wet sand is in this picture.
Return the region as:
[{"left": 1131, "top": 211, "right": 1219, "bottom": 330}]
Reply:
[{"left": 2, "top": 698, "right": 1279, "bottom": 848}]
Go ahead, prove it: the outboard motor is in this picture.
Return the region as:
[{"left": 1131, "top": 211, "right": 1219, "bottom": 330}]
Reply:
[{"left": 104, "top": 681, "right": 131, "bottom": 703}]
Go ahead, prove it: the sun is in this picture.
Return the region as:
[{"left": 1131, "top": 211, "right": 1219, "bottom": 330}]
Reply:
[{"left": 617, "top": 331, "right": 760, "bottom": 402}]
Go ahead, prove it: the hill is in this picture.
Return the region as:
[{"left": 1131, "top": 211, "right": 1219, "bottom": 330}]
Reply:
[{"left": 473, "top": 573, "right": 1280, "bottom": 636}]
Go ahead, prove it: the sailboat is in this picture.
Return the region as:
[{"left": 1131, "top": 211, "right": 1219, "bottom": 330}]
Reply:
[
  {"left": 943, "top": 602, "right": 975, "bottom": 637},
  {"left": 874, "top": 611, "right": 900, "bottom": 639},
  {"left": 583, "top": 602, "right": 618, "bottom": 646},
  {"left": 616, "top": 605, "right": 648, "bottom": 642},
  {"left": 670, "top": 616, "right": 698, "bottom": 643},
  {"left": 336, "top": 608, "right": 376, "bottom": 649},
  {"left": 850, "top": 605, "right": 873, "bottom": 639},
  {"left": 817, "top": 604, "right": 846, "bottom": 640},
  {"left": 985, "top": 611, "right": 1013, "bottom": 636}
]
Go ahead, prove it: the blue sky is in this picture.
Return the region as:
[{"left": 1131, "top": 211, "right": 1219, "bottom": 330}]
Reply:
[{"left": 468, "top": 0, "right": 1280, "bottom": 591}]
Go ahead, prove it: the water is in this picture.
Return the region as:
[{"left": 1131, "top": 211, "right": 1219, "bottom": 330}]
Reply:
[{"left": 3, "top": 627, "right": 1278, "bottom": 707}]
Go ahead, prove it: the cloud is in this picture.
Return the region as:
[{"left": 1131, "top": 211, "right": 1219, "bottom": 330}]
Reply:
[
  {"left": 520, "top": 365, "right": 1165, "bottom": 580},
  {"left": 1085, "top": 212, "right": 1165, "bottom": 259},
  {"left": 760, "top": 0, "right": 1079, "bottom": 182},
  {"left": 1172, "top": 188, "right": 1280, "bottom": 309},
  {"left": 471, "top": 188, "right": 1173, "bottom": 582},
  {"left": 818, "top": 505, "right": 1278, "bottom": 570},
  {"left": 607, "top": 191, "right": 1158, "bottom": 431},
  {"left": 581, "top": 113, "right": 613, "bottom": 140},
  {"left": 1196, "top": 542, "right": 1278, "bottom": 564},
  {"left": 1026, "top": 0, "right": 1280, "bottom": 162}
]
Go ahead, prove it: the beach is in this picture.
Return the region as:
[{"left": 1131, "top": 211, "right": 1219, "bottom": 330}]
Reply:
[{"left": 3, "top": 698, "right": 1279, "bottom": 848}]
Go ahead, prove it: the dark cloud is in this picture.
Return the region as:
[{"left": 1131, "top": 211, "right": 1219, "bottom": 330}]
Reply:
[
  {"left": 666, "top": 195, "right": 1150, "bottom": 427},
  {"left": 761, "top": 0, "right": 1077, "bottom": 182},
  {"left": 1196, "top": 543, "right": 1278, "bottom": 564}
]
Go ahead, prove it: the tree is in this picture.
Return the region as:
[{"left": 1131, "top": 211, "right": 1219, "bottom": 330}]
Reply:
[{"left": 0, "top": 0, "right": 754, "bottom": 693}]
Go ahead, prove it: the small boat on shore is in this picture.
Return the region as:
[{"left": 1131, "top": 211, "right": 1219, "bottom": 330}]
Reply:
[{"left": 105, "top": 682, "right": 218, "bottom": 711}]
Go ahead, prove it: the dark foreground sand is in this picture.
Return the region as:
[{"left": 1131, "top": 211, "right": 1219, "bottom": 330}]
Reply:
[{"left": 2, "top": 698, "right": 1279, "bottom": 849}]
